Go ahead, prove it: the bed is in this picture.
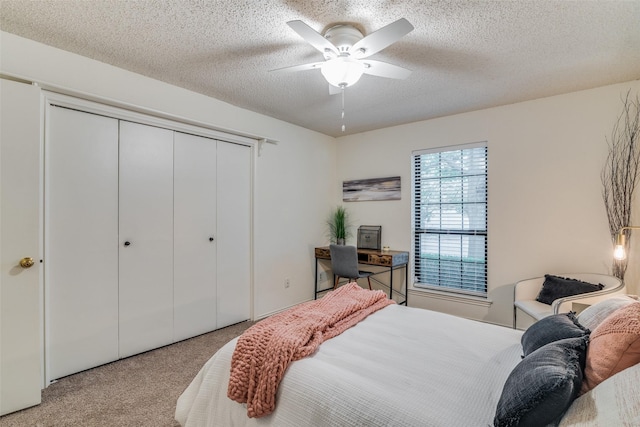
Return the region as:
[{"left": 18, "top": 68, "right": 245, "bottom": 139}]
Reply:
[{"left": 175, "top": 291, "right": 640, "bottom": 427}]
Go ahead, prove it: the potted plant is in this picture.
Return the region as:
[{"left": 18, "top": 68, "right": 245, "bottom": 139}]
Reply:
[{"left": 327, "top": 206, "right": 351, "bottom": 245}]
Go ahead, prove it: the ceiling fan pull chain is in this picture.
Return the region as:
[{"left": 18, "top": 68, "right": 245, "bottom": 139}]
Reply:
[{"left": 341, "top": 86, "right": 346, "bottom": 132}]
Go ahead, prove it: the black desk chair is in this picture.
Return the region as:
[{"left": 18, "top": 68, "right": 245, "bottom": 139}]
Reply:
[{"left": 329, "top": 244, "right": 373, "bottom": 290}]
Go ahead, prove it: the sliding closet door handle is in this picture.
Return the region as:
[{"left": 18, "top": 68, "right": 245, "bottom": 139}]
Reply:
[
  {"left": 124, "top": 241, "right": 131, "bottom": 247},
  {"left": 209, "top": 237, "right": 215, "bottom": 242}
]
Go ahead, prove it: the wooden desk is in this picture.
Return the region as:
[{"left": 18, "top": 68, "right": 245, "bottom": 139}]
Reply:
[{"left": 314, "top": 247, "right": 409, "bottom": 305}]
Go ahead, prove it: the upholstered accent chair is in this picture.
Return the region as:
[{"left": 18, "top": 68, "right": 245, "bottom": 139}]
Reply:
[{"left": 513, "top": 273, "right": 625, "bottom": 329}]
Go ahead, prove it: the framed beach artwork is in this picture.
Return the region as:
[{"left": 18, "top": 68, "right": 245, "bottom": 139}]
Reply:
[{"left": 343, "top": 176, "right": 401, "bottom": 202}]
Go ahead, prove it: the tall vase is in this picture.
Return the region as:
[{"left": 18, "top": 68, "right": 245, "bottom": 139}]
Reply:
[{"left": 337, "top": 238, "right": 345, "bottom": 245}]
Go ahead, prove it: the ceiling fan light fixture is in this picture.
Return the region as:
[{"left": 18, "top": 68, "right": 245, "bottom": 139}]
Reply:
[{"left": 321, "top": 57, "right": 365, "bottom": 88}]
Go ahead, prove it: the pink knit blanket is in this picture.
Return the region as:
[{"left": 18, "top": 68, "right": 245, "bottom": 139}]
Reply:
[{"left": 227, "top": 282, "right": 395, "bottom": 418}]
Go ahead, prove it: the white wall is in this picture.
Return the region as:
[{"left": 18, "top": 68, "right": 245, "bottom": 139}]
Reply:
[
  {"left": 336, "top": 80, "right": 640, "bottom": 327},
  {"left": 3, "top": 32, "right": 638, "bottom": 328},
  {"left": 0, "top": 32, "right": 336, "bottom": 319}
]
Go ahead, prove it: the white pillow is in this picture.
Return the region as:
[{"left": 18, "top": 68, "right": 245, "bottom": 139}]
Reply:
[
  {"left": 576, "top": 295, "right": 637, "bottom": 331},
  {"left": 559, "top": 362, "right": 640, "bottom": 426}
]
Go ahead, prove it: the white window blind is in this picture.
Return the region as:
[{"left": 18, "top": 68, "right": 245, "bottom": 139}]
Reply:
[{"left": 412, "top": 143, "right": 487, "bottom": 295}]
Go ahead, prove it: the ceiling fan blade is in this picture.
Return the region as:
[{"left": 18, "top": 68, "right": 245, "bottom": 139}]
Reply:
[
  {"left": 351, "top": 18, "right": 414, "bottom": 59},
  {"left": 362, "top": 60, "right": 412, "bottom": 79},
  {"left": 287, "top": 20, "right": 339, "bottom": 56},
  {"left": 270, "top": 62, "right": 324, "bottom": 73}
]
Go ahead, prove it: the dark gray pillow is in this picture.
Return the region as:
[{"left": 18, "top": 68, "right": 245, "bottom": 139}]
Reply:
[
  {"left": 494, "top": 336, "right": 588, "bottom": 427},
  {"left": 535, "top": 275, "right": 604, "bottom": 305},
  {"left": 521, "top": 312, "right": 590, "bottom": 357}
]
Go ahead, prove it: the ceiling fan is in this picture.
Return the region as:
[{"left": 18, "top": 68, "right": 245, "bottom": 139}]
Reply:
[{"left": 273, "top": 18, "right": 414, "bottom": 93}]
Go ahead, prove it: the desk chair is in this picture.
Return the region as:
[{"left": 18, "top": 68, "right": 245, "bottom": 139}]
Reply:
[{"left": 329, "top": 244, "right": 373, "bottom": 290}]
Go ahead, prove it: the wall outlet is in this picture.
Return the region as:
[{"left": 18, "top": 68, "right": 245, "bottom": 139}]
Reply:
[
  {"left": 284, "top": 278, "right": 290, "bottom": 288},
  {"left": 318, "top": 272, "right": 327, "bottom": 282}
]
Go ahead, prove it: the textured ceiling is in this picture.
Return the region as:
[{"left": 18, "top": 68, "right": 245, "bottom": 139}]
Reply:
[{"left": 1, "top": 1, "right": 639, "bottom": 137}]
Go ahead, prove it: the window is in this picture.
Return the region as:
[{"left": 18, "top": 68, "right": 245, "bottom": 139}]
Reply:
[{"left": 412, "top": 143, "right": 487, "bottom": 295}]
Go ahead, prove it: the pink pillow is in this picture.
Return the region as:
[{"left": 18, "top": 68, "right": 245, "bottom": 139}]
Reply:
[{"left": 582, "top": 301, "right": 640, "bottom": 393}]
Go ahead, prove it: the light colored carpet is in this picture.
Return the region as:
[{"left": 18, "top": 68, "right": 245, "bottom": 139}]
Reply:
[{"left": 0, "top": 321, "right": 254, "bottom": 427}]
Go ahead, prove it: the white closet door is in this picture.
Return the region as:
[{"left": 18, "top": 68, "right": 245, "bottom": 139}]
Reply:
[
  {"left": 216, "top": 142, "right": 251, "bottom": 328},
  {"left": 119, "top": 121, "right": 174, "bottom": 358},
  {"left": 174, "top": 132, "right": 218, "bottom": 341},
  {"left": 0, "top": 80, "right": 42, "bottom": 415},
  {"left": 45, "top": 106, "right": 119, "bottom": 381}
]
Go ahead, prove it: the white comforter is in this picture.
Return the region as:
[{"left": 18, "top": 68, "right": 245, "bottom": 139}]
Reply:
[{"left": 176, "top": 304, "right": 524, "bottom": 427}]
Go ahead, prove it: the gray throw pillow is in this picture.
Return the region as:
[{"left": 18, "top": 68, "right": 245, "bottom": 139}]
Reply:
[
  {"left": 536, "top": 275, "right": 604, "bottom": 305},
  {"left": 521, "top": 312, "right": 590, "bottom": 357},
  {"left": 494, "top": 336, "right": 588, "bottom": 427}
]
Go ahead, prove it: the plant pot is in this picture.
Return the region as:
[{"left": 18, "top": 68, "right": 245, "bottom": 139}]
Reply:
[{"left": 337, "top": 238, "right": 345, "bottom": 245}]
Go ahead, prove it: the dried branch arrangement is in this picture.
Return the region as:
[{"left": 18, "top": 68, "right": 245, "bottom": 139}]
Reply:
[{"left": 601, "top": 90, "right": 640, "bottom": 280}]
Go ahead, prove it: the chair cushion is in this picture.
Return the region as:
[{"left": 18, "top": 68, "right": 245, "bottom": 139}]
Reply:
[
  {"left": 536, "top": 275, "right": 604, "bottom": 305},
  {"left": 514, "top": 299, "right": 553, "bottom": 320},
  {"left": 494, "top": 336, "right": 588, "bottom": 427},
  {"left": 521, "top": 312, "right": 590, "bottom": 357},
  {"left": 582, "top": 301, "right": 640, "bottom": 393}
]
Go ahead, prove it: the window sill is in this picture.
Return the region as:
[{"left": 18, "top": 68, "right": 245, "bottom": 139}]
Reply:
[{"left": 409, "top": 287, "right": 493, "bottom": 308}]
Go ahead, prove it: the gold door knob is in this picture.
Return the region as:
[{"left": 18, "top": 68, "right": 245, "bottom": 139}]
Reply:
[{"left": 19, "top": 257, "right": 35, "bottom": 268}]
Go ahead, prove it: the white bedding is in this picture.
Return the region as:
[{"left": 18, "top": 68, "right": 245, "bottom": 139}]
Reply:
[{"left": 176, "top": 304, "right": 523, "bottom": 427}]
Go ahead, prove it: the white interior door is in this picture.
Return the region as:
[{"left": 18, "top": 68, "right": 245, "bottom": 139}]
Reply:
[
  {"left": 174, "top": 132, "right": 217, "bottom": 341},
  {"left": 216, "top": 142, "right": 251, "bottom": 327},
  {"left": 0, "top": 79, "right": 42, "bottom": 415},
  {"left": 119, "top": 121, "right": 174, "bottom": 358},
  {"left": 45, "top": 106, "right": 119, "bottom": 381}
]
